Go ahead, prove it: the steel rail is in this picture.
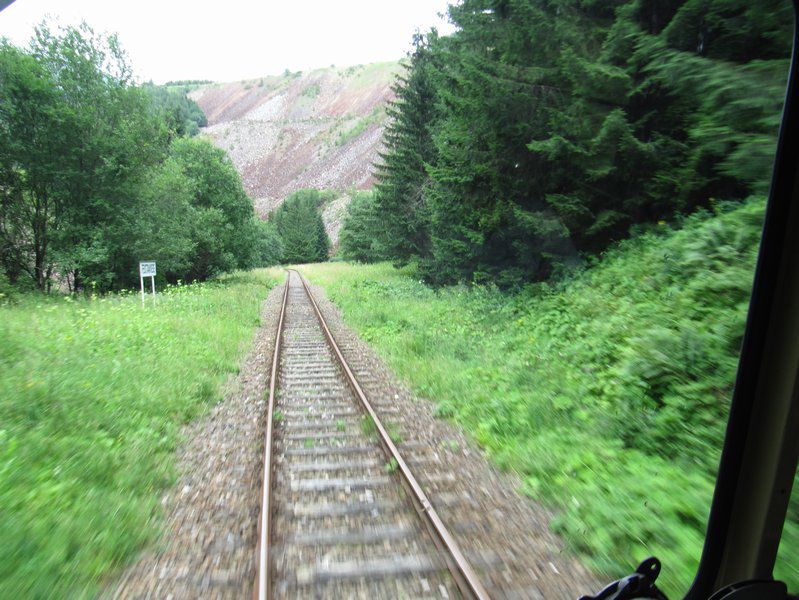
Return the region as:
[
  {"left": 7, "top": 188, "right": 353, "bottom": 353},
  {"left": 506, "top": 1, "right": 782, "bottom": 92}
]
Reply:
[
  {"left": 254, "top": 277, "right": 290, "bottom": 600},
  {"left": 293, "top": 269, "right": 491, "bottom": 600}
]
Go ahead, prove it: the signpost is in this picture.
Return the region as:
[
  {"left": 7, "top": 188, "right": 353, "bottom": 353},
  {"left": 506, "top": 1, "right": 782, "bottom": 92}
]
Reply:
[{"left": 139, "top": 261, "right": 156, "bottom": 306}]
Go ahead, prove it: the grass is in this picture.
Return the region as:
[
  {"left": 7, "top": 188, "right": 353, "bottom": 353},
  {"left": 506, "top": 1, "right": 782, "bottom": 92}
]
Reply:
[
  {"left": 360, "top": 415, "right": 376, "bottom": 437},
  {"left": 335, "top": 107, "right": 384, "bottom": 147},
  {"left": 345, "top": 60, "right": 401, "bottom": 91},
  {"left": 386, "top": 422, "right": 403, "bottom": 445},
  {"left": 301, "top": 83, "right": 321, "bottom": 99},
  {"left": 443, "top": 440, "right": 458, "bottom": 452},
  {"left": 0, "top": 270, "right": 277, "bottom": 597},
  {"left": 297, "top": 198, "right": 797, "bottom": 595}
]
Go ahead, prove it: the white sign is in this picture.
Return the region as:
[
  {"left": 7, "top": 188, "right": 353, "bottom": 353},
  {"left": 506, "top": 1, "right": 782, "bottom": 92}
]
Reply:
[
  {"left": 139, "top": 261, "right": 156, "bottom": 277},
  {"left": 139, "top": 261, "right": 156, "bottom": 305}
]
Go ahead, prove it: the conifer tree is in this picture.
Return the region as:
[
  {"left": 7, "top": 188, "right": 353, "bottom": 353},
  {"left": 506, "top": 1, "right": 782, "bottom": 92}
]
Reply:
[
  {"left": 339, "top": 191, "right": 384, "bottom": 262},
  {"left": 371, "top": 32, "right": 441, "bottom": 264},
  {"left": 271, "top": 189, "right": 330, "bottom": 264},
  {"left": 361, "top": 0, "right": 791, "bottom": 287}
]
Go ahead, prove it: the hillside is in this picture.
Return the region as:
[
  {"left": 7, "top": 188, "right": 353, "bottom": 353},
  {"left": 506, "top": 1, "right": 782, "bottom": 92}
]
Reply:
[{"left": 190, "top": 62, "right": 400, "bottom": 234}]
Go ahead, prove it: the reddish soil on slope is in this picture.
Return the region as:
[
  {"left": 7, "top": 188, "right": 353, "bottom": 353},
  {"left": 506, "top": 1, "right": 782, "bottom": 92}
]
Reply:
[{"left": 190, "top": 63, "right": 399, "bottom": 236}]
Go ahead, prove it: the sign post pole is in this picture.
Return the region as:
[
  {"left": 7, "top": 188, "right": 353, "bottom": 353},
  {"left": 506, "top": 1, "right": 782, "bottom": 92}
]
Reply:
[{"left": 139, "top": 261, "right": 157, "bottom": 306}]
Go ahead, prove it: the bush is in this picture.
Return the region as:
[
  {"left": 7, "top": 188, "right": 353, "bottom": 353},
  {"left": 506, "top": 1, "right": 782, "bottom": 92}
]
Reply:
[{"left": 0, "top": 272, "right": 18, "bottom": 302}]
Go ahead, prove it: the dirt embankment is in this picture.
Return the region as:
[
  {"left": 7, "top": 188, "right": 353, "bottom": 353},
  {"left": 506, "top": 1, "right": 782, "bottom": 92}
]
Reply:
[{"left": 191, "top": 63, "right": 400, "bottom": 244}]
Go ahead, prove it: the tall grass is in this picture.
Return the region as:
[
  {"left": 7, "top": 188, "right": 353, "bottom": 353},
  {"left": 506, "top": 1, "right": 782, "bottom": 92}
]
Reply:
[
  {"left": 299, "top": 198, "right": 796, "bottom": 595},
  {"left": 0, "top": 270, "right": 277, "bottom": 597}
]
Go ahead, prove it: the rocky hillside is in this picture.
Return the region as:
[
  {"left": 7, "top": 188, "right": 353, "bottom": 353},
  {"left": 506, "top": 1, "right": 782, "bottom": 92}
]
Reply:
[{"left": 190, "top": 62, "right": 400, "bottom": 240}]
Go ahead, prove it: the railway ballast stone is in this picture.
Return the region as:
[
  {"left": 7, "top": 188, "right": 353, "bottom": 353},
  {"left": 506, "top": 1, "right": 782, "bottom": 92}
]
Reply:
[
  {"left": 107, "top": 284, "right": 285, "bottom": 599},
  {"left": 108, "top": 275, "right": 600, "bottom": 599}
]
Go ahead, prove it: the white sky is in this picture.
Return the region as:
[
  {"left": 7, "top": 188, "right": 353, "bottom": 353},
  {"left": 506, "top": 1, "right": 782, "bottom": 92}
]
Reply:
[{"left": 0, "top": 0, "right": 456, "bottom": 83}]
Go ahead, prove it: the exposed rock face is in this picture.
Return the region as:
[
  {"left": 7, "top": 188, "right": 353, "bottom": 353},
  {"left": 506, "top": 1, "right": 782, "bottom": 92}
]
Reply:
[{"left": 190, "top": 63, "right": 399, "bottom": 243}]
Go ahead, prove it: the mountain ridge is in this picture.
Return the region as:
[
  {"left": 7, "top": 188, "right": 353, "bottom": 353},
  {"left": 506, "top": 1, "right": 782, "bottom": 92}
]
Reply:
[{"left": 189, "top": 62, "right": 400, "bottom": 242}]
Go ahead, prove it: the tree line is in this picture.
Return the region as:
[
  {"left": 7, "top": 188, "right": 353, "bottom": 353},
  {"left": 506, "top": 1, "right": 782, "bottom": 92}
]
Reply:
[
  {"left": 269, "top": 189, "right": 331, "bottom": 264},
  {"left": 249, "top": 188, "right": 333, "bottom": 269},
  {"left": 0, "top": 22, "right": 277, "bottom": 293},
  {"left": 142, "top": 83, "right": 208, "bottom": 137},
  {"left": 340, "top": 0, "right": 792, "bottom": 287}
]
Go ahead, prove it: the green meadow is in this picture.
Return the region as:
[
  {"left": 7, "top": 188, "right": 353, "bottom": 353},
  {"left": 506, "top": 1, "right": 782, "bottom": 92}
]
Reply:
[{"left": 0, "top": 271, "right": 277, "bottom": 597}]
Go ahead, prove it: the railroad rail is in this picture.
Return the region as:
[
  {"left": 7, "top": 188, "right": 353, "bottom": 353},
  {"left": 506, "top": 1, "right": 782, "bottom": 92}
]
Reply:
[{"left": 255, "top": 270, "right": 490, "bottom": 599}]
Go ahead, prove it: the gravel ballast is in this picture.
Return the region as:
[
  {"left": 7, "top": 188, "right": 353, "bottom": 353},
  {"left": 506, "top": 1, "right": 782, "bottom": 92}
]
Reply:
[
  {"left": 302, "top": 276, "right": 601, "bottom": 599},
  {"left": 108, "top": 284, "right": 285, "bottom": 599},
  {"left": 108, "top": 275, "right": 600, "bottom": 599}
]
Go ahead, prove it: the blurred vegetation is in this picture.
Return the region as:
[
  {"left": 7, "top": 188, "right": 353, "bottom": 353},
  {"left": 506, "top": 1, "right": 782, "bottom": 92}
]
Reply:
[
  {"left": 0, "top": 270, "right": 278, "bottom": 596},
  {"left": 162, "top": 79, "right": 213, "bottom": 88},
  {"left": 302, "top": 197, "right": 796, "bottom": 595},
  {"left": 335, "top": 107, "right": 385, "bottom": 147},
  {"left": 301, "top": 83, "right": 321, "bottom": 99},
  {"left": 341, "top": 0, "right": 791, "bottom": 287}
]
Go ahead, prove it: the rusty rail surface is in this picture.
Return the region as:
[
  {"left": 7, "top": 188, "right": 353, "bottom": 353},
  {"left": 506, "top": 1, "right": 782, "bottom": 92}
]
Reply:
[
  {"left": 294, "top": 270, "right": 490, "bottom": 600},
  {"left": 255, "top": 270, "right": 491, "bottom": 599},
  {"left": 254, "top": 279, "right": 289, "bottom": 600}
]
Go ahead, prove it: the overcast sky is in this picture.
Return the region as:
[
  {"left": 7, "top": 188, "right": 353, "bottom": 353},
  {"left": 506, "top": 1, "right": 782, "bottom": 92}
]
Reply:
[{"left": 0, "top": 0, "right": 456, "bottom": 83}]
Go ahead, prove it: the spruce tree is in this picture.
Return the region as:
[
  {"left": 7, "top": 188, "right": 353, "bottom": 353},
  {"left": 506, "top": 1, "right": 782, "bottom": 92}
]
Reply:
[
  {"left": 368, "top": 0, "right": 790, "bottom": 286},
  {"left": 371, "top": 32, "right": 440, "bottom": 265},
  {"left": 339, "top": 192, "right": 384, "bottom": 262},
  {"left": 271, "top": 189, "right": 330, "bottom": 264}
]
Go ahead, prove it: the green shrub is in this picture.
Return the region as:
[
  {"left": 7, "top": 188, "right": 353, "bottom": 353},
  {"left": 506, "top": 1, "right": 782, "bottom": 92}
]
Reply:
[
  {"left": 335, "top": 107, "right": 383, "bottom": 147},
  {"left": 301, "top": 83, "right": 320, "bottom": 98}
]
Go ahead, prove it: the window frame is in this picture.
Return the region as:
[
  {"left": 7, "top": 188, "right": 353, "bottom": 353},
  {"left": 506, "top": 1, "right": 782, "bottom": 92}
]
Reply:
[{"left": 686, "top": 3, "right": 799, "bottom": 597}]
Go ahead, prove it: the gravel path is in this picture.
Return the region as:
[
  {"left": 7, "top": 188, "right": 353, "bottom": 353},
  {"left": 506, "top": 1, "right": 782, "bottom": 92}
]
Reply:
[{"left": 108, "top": 275, "right": 600, "bottom": 599}]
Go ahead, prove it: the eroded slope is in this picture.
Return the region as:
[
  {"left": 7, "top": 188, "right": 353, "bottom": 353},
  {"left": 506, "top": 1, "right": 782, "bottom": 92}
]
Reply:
[{"left": 190, "top": 63, "right": 398, "bottom": 223}]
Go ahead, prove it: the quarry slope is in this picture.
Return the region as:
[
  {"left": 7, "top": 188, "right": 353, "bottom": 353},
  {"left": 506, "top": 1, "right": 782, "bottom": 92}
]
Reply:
[{"left": 190, "top": 63, "right": 399, "bottom": 231}]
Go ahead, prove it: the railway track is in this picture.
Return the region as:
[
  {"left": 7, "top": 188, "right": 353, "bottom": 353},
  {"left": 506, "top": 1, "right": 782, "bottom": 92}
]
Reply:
[{"left": 255, "top": 270, "right": 490, "bottom": 599}]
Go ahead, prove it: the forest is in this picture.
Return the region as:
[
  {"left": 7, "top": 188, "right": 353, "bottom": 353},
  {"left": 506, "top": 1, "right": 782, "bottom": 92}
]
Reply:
[
  {"left": 340, "top": 0, "right": 792, "bottom": 287},
  {"left": 0, "top": 22, "right": 282, "bottom": 294}
]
